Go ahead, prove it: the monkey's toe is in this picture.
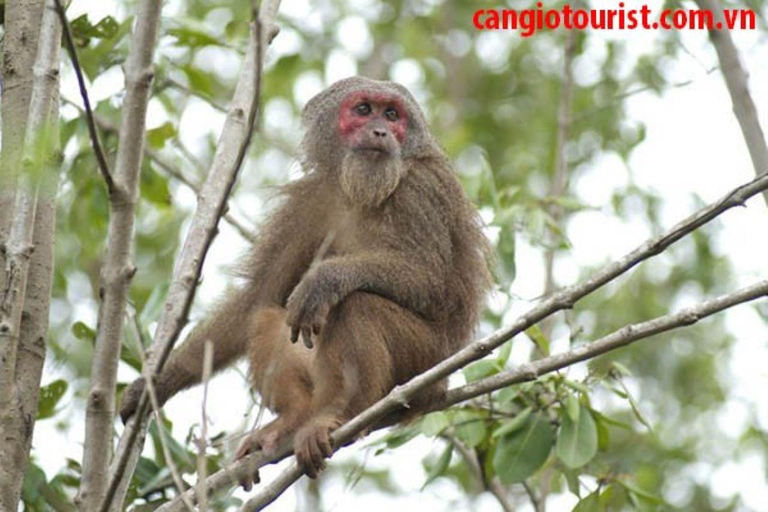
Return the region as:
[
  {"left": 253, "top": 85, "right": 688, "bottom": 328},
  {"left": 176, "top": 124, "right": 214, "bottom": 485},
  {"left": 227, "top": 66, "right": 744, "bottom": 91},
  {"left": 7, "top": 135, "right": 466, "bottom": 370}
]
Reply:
[{"left": 294, "top": 421, "right": 337, "bottom": 479}]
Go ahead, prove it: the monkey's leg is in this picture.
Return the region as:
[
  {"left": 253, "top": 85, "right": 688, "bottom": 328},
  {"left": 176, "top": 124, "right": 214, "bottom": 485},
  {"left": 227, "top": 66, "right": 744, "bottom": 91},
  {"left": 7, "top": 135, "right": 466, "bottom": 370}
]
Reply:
[
  {"left": 237, "top": 306, "right": 314, "bottom": 462},
  {"left": 293, "top": 292, "right": 441, "bottom": 478}
]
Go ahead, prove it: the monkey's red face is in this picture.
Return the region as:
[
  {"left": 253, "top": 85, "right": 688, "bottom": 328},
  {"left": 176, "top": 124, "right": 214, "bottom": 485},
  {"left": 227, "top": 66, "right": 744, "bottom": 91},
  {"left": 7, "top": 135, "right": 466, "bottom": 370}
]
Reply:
[{"left": 338, "top": 92, "right": 408, "bottom": 157}]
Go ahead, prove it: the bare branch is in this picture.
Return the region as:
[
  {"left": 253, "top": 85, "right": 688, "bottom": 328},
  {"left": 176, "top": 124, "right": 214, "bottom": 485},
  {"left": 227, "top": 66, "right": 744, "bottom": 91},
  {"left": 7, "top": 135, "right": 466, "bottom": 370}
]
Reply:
[
  {"left": 446, "top": 279, "right": 768, "bottom": 405},
  {"left": 53, "top": 0, "right": 114, "bottom": 192},
  {"left": 542, "top": 30, "right": 576, "bottom": 338},
  {"left": 444, "top": 430, "right": 515, "bottom": 512},
  {"left": 694, "top": 0, "right": 768, "bottom": 206},
  {"left": 196, "top": 341, "right": 214, "bottom": 512},
  {"left": 522, "top": 481, "right": 544, "bottom": 512},
  {"left": 101, "top": 2, "right": 282, "bottom": 509},
  {"left": 78, "top": 0, "right": 165, "bottom": 507}
]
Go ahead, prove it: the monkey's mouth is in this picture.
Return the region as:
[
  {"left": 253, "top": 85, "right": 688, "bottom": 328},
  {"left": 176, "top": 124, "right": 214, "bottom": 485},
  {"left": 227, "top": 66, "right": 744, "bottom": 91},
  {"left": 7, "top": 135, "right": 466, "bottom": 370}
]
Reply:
[{"left": 353, "top": 146, "right": 391, "bottom": 157}]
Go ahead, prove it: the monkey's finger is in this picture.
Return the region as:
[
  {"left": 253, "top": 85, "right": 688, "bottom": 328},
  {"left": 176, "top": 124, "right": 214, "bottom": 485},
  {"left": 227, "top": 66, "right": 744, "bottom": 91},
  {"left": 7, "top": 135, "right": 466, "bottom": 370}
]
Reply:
[
  {"left": 302, "top": 328, "right": 314, "bottom": 349},
  {"left": 318, "top": 434, "right": 333, "bottom": 458},
  {"left": 290, "top": 326, "right": 300, "bottom": 343},
  {"left": 307, "top": 441, "right": 326, "bottom": 479},
  {"left": 239, "top": 475, "right": 253, "bottom": 492}
]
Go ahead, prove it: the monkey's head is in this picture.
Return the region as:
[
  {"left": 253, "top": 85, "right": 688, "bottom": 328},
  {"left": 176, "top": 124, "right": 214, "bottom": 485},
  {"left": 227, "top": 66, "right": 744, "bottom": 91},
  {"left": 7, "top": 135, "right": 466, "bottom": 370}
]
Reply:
[{"left": 301, "top": 76, "right": 440, "bottom": 208}]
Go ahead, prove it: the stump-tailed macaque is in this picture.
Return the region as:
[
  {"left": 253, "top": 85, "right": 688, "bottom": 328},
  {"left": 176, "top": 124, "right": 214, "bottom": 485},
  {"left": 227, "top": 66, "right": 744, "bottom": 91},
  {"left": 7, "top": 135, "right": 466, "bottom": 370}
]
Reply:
[{"left": 120, "top": 76, "right": 492, "bottom": 481}]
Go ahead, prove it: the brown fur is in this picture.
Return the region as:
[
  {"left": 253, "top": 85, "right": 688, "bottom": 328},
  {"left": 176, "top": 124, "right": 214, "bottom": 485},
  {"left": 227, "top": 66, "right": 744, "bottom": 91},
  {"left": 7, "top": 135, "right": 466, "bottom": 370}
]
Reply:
[{"left": 120, "top": 76, "right": 492, "bottom": 482}]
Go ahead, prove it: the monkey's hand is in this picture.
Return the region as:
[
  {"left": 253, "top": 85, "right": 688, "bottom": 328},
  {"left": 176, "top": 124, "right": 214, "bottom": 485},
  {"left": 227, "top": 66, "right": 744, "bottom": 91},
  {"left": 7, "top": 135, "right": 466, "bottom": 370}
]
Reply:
[
  {"left": 285, "top": 270, "right": 336, "bottom": 349},
  {"left": 119, "top": 377, "right": 146, "bottom": 424}
]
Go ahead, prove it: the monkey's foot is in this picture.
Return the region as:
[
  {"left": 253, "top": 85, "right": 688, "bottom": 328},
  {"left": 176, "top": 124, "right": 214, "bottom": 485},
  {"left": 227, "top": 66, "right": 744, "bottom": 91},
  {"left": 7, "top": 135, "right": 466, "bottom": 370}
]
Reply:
[
  {"left": 293, "top": 416, "right": 342, "bottom": 479},
  {"left": 235, "top": 418, "right": 296, "bottom": 491}
]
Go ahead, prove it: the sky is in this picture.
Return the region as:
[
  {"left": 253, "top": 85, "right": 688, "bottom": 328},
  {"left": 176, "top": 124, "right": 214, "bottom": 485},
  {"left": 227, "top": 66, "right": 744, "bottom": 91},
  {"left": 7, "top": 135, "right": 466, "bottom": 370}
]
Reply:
[{"left": 32, "top": 0, "right": 768, "bottom": 511}]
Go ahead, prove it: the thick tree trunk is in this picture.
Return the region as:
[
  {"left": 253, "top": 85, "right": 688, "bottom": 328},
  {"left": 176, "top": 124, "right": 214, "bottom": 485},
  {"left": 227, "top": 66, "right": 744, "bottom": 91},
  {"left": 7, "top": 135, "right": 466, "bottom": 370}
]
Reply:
[{"left": 0, "top": 0, "right": 61, "bottom": 508}]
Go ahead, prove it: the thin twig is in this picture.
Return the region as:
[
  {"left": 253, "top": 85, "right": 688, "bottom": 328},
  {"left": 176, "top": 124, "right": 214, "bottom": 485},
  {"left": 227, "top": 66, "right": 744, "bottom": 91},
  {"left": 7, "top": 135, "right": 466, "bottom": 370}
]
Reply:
[
  {"left": 129, "top": 315, "right": 196, "bottom": 512},
  {"left": 196, "top": 341, "right": 214, "bottom": 512},
  {"left": 694, "top": 0, "right": 768, "bottom": 206},
  {"left": 102, "top": 1, "right": 280, "bottom": 509},
  {"left": 443, "top": 430, "right": 515, "bottom": 512},
  {"left": 522, "top": 481, "right": 544, "bottom": 512},
  {"left": 542, "top": 29, "right": 576, "bottom": 339},
  {"left": 52, "top": 0, "right": 114, "bottom": 193}
]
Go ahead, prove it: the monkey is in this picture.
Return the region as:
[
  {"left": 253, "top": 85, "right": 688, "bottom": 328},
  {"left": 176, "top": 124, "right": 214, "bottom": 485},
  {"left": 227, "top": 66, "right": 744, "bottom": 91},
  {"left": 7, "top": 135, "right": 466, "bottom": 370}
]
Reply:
[{"left": 119, "top": 76, "right": 492, "bottom": 483}]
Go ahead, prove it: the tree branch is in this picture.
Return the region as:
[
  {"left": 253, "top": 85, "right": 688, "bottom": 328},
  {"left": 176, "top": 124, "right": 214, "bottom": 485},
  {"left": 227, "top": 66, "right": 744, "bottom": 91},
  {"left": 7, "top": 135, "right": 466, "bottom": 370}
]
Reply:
[
  {"left": 77, "top": 0, "right": 165, "bottom": 508},
  {"left": 542, "top": 29, "right": 576, "bottom": 338},
  {"left": 694, "top": 0, "right": 768, "bottom": 206},
  {"left": 101, "top": 2, "right": 281, "bottom": 510},
  {"left": 53, "top": 0, "right": 114, "bottom": 193},
  {"left": 444, "top": 278, "right": 768, "bottom": 405},
  {"left": 444, "top": 430, "right": 515, "bottom": 512},
  {"left": 0, "top": 0, "right": 61, "bottom": 506}
]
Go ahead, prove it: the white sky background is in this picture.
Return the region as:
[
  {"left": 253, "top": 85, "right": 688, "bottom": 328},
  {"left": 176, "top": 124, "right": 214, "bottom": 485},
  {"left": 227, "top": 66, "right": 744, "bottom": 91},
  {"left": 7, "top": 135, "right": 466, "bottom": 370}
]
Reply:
[{"left": 34, "top": 0, "right": 768, "bottom": 511}]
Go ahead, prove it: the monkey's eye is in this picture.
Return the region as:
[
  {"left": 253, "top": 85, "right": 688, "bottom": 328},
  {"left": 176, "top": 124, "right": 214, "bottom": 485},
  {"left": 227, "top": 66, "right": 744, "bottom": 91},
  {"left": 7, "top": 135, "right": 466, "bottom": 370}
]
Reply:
[
  {"left": 354, "top": 103, "right": 372, "bottom": 116},
  {"left": 384, "top": 107, "right": 399, "bottom": 121}
]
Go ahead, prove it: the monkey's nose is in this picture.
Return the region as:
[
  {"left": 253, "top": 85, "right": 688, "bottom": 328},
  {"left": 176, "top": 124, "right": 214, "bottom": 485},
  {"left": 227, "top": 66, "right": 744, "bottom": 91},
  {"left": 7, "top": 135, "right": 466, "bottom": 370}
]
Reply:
[{"left": 372, "top": 128, "right": 387, "bottom": 137}]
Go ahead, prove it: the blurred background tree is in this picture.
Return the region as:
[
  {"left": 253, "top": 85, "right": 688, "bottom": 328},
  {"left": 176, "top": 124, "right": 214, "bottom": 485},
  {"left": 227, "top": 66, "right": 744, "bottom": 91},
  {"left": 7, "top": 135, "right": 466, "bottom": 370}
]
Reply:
[{"left": 20, "top": 0, "right": 768, "bottom": 510}]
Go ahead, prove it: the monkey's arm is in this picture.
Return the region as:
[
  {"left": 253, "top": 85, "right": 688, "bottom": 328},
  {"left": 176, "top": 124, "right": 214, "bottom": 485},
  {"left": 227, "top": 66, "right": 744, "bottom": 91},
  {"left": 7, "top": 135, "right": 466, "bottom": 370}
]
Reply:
[
  {"left": 119, "top": 287, "right": 254, "bottom": 422},
  {"left": 285, "top": 251, "right": 448, "bottom": 346}
]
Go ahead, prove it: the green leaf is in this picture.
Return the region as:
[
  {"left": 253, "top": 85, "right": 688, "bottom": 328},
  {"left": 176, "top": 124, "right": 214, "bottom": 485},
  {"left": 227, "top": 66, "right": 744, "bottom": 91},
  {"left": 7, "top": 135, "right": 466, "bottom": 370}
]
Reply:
[
  {"left": 140, "top": 283, "right": 170, "bottom": 326},
  {"left": 376, "top": 424, "right": 420, "bottom": 454},
  {"left": 610, "top": 361, "right": 632, "bottom": 376},
  {"left": 496, "top": 386, "right": 518, "bottom": 404},
  {"left": 492, "top": 411, "right": 554, "bottom": 484},
  {"left": 563, "top": 379, "right": 590, "bottom": 394},
  {"left": 497, "top": 339, "right": 513, "bottom": 367},
  {"left": 596, "top": 414, "right": 610, "bottom": 451},
  {"left": 168, "top": 25, "right": 221, "bottom": 48},
  {"left": 618, "top": 479, "right": 664, "bottom": 505},
  {"left": 572, "top": 490, "right": 601, "bottom": 512},
  {"left": 453, "top": 409, "right": 487, "bottom": 448},
  {"left": 422, "top": 442, "right": 453, "bottom": 489},
  {"left": 565, "top": 394, "right": 580, "bottom": 423},
  {"left": 146, "top": 122, "right": 176, "bottom": 150},
  {"left": 616, "top": 378, "right": 654, "bottom": 433},
  {"left": 72, "top": 321, "right": 96, "bottom": 343},
  {"left": 37, "top": 380, "right": 68, "bottom": 420},
  {"left": 492, "top": 406, "right": 532, "bottom": 438},
  {"left": 421, "top": 411, "right": 450, "bottom": 437},
  {"left": 463, "top": 359, "right": 500, "bottom": 383},
  {"left": 563, "top": 468, "right": 581, "bottom": 497},
  {"left": 556, "top": 404, "right": 598, "bottom": 469},
  {"left": 70, "top": 14, "right": 120, "bottom": 41},
  {"left": 495, "top": 227, "right": 516, "bottom": 284},
  {"left": 525, "top": 324, "right": 550, "bottom": 356}
]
